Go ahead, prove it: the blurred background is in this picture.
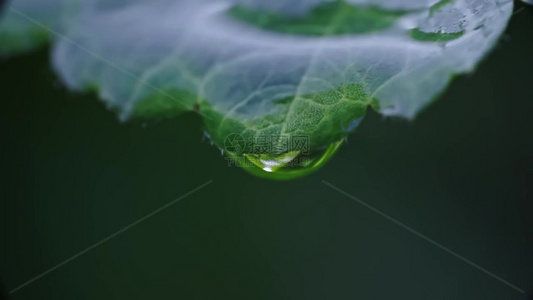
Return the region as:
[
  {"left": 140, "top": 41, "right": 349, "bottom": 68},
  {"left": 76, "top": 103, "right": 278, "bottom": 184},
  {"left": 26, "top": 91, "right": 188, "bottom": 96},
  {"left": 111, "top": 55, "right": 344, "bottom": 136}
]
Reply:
[{"left": 0, "top": 2, "right": 532, "bottom": 300}]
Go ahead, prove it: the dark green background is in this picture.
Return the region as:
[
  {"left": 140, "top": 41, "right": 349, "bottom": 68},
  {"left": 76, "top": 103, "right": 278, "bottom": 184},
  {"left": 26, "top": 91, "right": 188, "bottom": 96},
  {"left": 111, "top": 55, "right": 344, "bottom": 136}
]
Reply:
[{"left": 1, "top": 3, "right": 532, "bottom": 299}]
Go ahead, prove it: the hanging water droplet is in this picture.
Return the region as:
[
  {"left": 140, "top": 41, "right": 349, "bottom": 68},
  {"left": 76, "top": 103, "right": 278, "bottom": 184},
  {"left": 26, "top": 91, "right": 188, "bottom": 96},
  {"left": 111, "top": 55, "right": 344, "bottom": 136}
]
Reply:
[{"left": 225, "top": 139, "right": 345, "bottom": 180}]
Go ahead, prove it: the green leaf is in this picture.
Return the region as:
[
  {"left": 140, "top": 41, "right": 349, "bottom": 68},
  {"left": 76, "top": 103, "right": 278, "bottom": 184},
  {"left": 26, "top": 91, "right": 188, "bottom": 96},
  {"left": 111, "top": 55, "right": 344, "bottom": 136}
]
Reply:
[{"left": 0, "top": 0, "right": 514, "bottom": 179}]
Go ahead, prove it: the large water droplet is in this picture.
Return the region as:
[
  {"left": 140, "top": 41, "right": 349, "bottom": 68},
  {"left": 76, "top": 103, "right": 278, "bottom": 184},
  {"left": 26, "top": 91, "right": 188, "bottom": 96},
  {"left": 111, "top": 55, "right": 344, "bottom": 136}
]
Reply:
[{"left": 226, "top": 139, "right": 345, "bottom": 180}]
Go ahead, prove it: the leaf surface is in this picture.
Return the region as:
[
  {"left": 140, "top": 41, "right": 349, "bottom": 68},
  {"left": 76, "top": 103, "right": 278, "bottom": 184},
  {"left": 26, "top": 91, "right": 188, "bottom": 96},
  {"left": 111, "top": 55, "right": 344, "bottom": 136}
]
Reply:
[{"left": 0, "top": 0, "right": 514, "bottom": 178}]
